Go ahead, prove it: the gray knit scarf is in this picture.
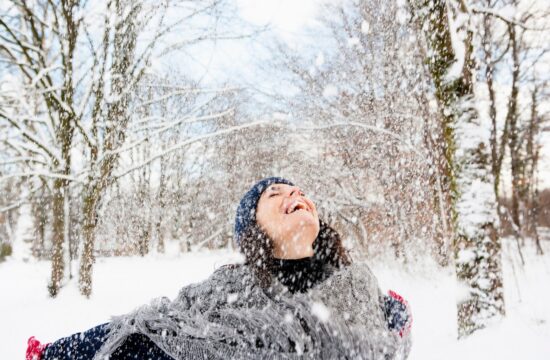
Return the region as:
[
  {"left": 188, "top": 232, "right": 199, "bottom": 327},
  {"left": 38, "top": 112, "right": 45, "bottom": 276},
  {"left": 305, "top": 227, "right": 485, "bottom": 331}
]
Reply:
[{"left": 94, "top": 262, "right": 411, "bottom": 360}]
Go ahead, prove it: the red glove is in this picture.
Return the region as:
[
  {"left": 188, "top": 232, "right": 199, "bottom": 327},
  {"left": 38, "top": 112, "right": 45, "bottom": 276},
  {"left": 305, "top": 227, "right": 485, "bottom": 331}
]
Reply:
[
  {"left": 386, "top": 290, "right": 413, "bottom": 338},
  {"left": 26, "top": 336, "right": 49, "bottom": 360}
]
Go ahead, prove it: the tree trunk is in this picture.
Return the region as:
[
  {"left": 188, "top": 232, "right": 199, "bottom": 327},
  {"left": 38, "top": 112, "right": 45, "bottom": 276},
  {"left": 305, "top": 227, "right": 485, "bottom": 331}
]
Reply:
[
  {"left": 78, "top": 183, "right": 101, "bottom": 297},
  {"left": 156, "top": 157, "right": 166, "bottom": 253},
  {"left": 78, "top": 0, "right": 141, "bottom": 296},
  {"left": 482, "top": 11, "right": 509, "bottom": 237},
  {"left": 32, "top": 189, "right": 48, "bottom": 259},
  {"left": 531, "top": 188, "right": 543, "bottom": 255},
  {"left": 420, "top": 91, "right": 453, "bottom": 266},
  {"left": 525, "top": 86, "right": 544, "bottom": 255},
  {"left": 414, "top": 0, "right": 505, "bottom": 338},
  {"left": 47, "top": 0, "right": 78, "bottom": 296},
  {"left": 506, "top": 24, "right": 525, "bottom": 239},
  {"left": 48, "top": 107, "right": 74, "bottom": 296},
  {"left": 48, "top": 178, "right": 65, "bottom": 297}
]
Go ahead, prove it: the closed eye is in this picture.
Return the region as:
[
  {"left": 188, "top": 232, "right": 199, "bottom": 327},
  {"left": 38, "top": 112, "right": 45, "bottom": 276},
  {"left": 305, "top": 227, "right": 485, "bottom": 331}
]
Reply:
[{"left": 269, "top": 193, "right": 279, "bottom": 198}]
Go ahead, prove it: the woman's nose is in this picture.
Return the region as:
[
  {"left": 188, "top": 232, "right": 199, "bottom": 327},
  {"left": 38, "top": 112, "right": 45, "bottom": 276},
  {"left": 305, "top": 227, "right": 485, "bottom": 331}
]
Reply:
[{"left": 288, "top": 186, "right": 301, "bottom": 198}]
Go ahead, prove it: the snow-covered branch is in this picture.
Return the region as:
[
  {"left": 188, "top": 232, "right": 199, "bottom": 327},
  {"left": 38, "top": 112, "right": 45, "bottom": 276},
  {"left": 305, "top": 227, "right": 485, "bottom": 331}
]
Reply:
[
  {"left": 105, "top": 108, "right": 235, "bottom": 159},
  {"left": 0, "top": 111, "right": 61, "bottom": 163},
  {"left": 0, "top": 171, "right": 81, "bottom": 184},
  {"left": 471, "top": 7, "right": 550, "bottom": 31},
  {"left": 114, "top": 119, "right": 272, "bottom": 179}
]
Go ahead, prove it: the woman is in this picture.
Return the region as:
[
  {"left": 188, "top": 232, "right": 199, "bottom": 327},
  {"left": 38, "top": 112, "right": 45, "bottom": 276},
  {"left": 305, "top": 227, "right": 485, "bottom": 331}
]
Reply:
[{"left": 27, "top": 176, "right": 412, "bottom": 359}]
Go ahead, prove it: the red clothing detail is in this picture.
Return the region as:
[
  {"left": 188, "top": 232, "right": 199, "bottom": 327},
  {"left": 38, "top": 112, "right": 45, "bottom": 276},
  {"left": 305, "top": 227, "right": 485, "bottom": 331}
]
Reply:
[
  {"left": 388, "top": 289, "right": 413, "bottom": 338},
  {"left": 26, "top": 336, "right": 49, "bottom": 360}
]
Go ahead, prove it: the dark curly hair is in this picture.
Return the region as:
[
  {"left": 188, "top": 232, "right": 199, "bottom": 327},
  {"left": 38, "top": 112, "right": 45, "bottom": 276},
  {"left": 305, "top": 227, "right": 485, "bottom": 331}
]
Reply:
[{"left": 238, "top": 218, "right": 353, "bottom": 290}]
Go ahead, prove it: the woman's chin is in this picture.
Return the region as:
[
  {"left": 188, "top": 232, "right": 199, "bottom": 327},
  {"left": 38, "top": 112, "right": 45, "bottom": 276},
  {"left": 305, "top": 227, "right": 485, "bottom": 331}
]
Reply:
[
  {"left": 285, "top": 211, "right": 318, "bottom": 228},
  {"left": 276, "top": 244, "right": 314, "bottom": 259},
  {"left": 290, "top": 249, "right": 314, "bottom": 259}
]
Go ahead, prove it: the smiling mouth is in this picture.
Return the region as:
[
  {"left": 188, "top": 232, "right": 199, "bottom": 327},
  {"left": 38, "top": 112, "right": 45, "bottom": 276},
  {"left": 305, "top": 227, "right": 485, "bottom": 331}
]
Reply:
[{"left": 285, "top": 200, "right": 310, "bottom": 215}]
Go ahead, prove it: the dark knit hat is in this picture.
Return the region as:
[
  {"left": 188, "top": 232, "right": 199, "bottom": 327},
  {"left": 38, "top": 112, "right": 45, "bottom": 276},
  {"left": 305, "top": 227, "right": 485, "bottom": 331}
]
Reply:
[{"left": 234, "top": 176, "right": 294, "bottom": 247}]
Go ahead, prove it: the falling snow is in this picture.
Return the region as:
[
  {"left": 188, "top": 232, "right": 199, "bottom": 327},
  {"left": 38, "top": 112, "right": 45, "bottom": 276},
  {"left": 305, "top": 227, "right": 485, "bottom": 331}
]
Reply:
[{"left": 1, "top": 0, "right": 549, "bottom": 358}]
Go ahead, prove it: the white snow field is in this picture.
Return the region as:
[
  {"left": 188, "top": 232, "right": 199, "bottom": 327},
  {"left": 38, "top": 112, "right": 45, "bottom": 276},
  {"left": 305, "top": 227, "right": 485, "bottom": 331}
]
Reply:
[{"left": 1, "top": 237, "right": 549, "bottom": 359}]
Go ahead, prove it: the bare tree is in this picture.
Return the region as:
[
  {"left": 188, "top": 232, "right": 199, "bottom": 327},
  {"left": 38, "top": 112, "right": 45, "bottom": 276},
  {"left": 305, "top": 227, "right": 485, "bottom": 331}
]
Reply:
[
  {"left": 249, "top": 0, "right": 444, "bottom": 262},
  {"left": 476, "top": 0, "right": 550, "bottom": 245},
  {"left": 524, "top": 84, "right": 546, "bottom": 254},
  {"left": 0, "top": 0, "right": 82, "bottom": 296},
  {"left": 0, "top": 0, "right": 258, "bottom": 296},
  {"left": 411, "top": 0, "right": 505, "bottom": 337}
]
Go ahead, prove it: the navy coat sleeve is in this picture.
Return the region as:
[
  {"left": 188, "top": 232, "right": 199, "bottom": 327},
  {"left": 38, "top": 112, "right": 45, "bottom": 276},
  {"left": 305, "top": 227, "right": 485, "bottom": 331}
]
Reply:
[{"left": 43, "top": 322, "right": 174, "bottom": 360}]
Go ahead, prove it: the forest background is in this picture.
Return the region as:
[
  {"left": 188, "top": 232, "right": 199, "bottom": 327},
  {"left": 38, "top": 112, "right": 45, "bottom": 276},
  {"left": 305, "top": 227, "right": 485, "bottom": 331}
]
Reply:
[{"left": 1, "top": 0, "right": 549, "bottom": 357}]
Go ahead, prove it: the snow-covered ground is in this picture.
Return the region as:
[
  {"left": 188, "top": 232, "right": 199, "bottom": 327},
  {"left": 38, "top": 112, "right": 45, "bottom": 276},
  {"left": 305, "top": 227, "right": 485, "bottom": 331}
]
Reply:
[{"left": 1, "top": 234, "right": 549, "bottom": 359}]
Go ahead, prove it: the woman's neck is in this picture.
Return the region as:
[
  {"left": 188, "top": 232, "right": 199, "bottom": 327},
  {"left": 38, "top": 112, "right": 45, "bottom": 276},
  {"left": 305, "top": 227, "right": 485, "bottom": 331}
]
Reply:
[{"left": 271, "top": 256, "right": 330, "bottom": 294}]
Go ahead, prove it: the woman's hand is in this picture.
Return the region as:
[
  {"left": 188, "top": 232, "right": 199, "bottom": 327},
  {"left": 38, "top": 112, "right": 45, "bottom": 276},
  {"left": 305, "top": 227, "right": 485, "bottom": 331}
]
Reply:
[
  {"left": 383, "top": 290, "right": 412, "bottom": 338},
  {"left": 26, "top": 336, "right": 49, "bottom": 360}
]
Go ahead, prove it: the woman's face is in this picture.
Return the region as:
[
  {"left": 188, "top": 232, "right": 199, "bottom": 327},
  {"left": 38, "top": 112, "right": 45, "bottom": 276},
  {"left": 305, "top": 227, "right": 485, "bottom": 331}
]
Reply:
[{"left": 255, "top": 183, "right": 320, "bottom": 259}]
